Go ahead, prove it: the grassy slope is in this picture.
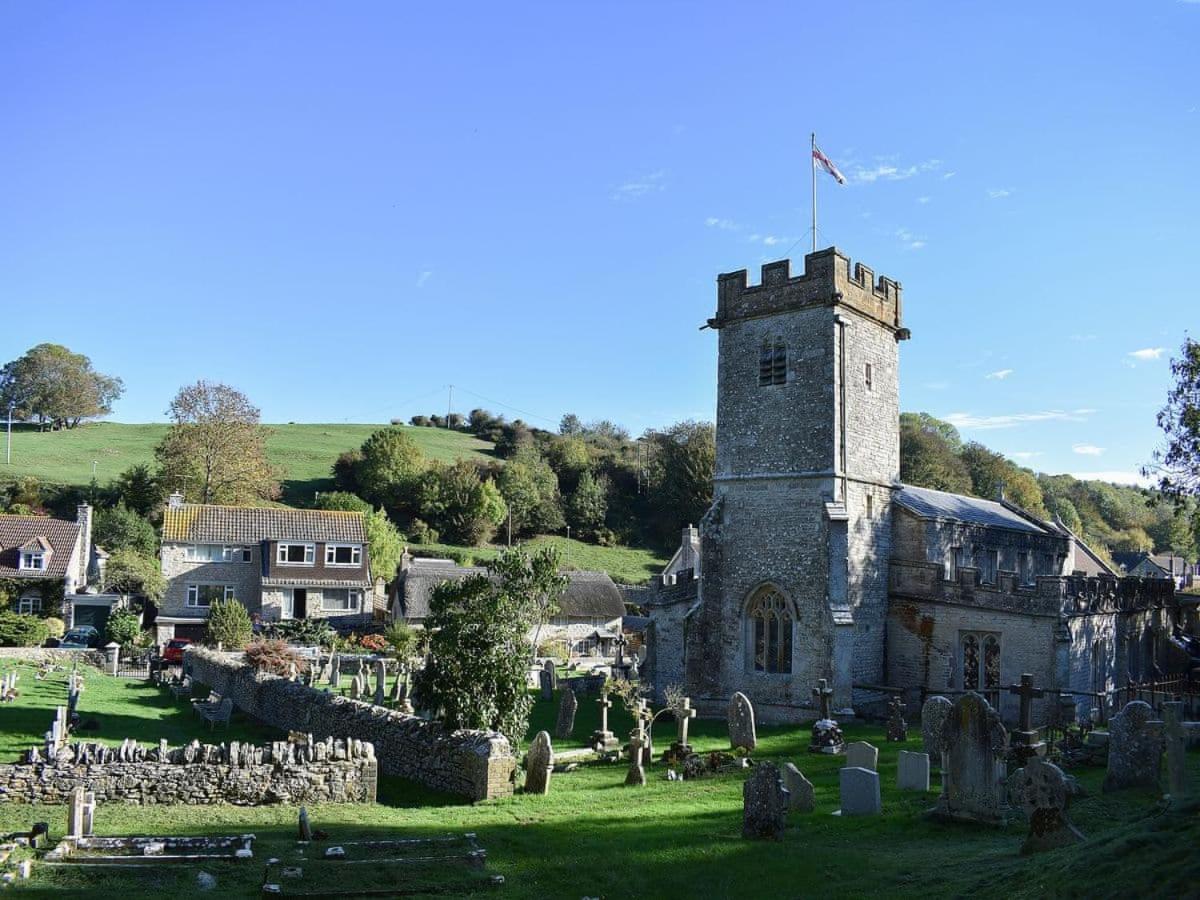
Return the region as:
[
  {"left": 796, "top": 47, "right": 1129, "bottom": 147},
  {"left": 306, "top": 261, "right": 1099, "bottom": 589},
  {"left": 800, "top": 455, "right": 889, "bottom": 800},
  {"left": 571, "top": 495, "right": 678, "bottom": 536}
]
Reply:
[
  {"left": 410, "top": 536, "right": 668, "bottom": 586},
  {"left": 1, "top": 664, "right": 1196, "bottom": 898}
]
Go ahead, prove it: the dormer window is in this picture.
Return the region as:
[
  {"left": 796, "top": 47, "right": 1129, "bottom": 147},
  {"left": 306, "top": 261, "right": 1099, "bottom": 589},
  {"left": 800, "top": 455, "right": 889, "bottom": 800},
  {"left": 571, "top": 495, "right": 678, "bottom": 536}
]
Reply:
[
  {"left": 758, "top": 337, "right": 787, "bottom": 386},
  {"left": 20, "top": 551, "right": 46, "bottom": 571},
  {"left": 277, "top": 543, "right": 315, "bottom": 565},
  {"left": 325, "top": 544, "right": 362, "bottom": 566}
]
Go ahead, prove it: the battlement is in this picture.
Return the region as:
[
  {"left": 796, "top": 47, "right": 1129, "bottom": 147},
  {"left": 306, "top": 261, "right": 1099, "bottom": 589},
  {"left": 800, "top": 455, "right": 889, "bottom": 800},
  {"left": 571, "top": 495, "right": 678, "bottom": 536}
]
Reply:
[{"left": 711, "top": 247, "right": 904, "bottom": 334}]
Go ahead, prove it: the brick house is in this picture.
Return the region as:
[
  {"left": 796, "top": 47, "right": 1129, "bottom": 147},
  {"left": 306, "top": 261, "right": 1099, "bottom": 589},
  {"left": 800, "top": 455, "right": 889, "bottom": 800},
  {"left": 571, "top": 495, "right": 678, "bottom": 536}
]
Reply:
[{"left": 156, "top": 494, "right": 374, "bottom": 641}]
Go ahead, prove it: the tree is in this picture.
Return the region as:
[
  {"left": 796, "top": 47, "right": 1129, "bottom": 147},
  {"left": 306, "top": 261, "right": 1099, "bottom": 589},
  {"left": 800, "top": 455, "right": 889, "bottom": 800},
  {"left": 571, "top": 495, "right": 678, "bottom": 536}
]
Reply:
[
  {"left": 105, "top": 609, "right": 142, "bottom": 648},
  {"left": 415, "top": 545, "right": 566, "bottom": 744},
  {"left": 0, "top": 343, "right": 123, "bottom": 429},
  {"left": 900, "top": 413, "right": 972, "bottom": 494},
  {"left": 960, "top": 442, "right": 1047, "bottom": 517},
  {"left": 559, "top": 413, "right": 583, "bottom": 435},
  {"left": 206, "top": 597, "right": 253, "bottom": 648},
  {"left": 331, "top": 449, "right": 362, "bottom": 493},
  {"left": 104, "top": 548, "right": 166, "bottom": 600},
  {"left": 112, "top": 464, "right": 162, "bottom": 517},
  {"left": 155, "top": 381, "right": 279, "bottom": 504},
  {"left": 419, "top": 461, "right": 507, "bottom": 546},
  {"left": 314, "top": 491, "right": 406, "bottom": 583},
  {"left": 94, "top": 503, "right": 159, "bottom": 557},
  {"left": 565, "top": 470, "right": 609, "bottom": 538},
  {"left": 1147, "top": 338, "right": 1200, "bottom": 532},
  {"left": 355, "top": 427, "right": 426, "bottom": 512},
  {"left": 645, "top": 421, "right": 715, "bottom": 546},
  {"left": 497, "top": 448, "right": 564, "bottom": 537}
]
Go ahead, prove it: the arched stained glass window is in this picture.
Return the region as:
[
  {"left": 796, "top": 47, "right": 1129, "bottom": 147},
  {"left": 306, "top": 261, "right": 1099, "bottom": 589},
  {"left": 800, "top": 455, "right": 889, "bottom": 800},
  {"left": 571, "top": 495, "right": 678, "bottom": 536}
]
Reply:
[
  {"left": 759, "top": 337, "right": 787, "bottom": 386},
  {"left": 746, "top": 586, "right": 793, "bottom": 674},
  {"left": 962, "top": 634, "right": 980, "bottom": 690},
  {"left": 983, "top": 635, "right": 1001, "bottom": 689}
]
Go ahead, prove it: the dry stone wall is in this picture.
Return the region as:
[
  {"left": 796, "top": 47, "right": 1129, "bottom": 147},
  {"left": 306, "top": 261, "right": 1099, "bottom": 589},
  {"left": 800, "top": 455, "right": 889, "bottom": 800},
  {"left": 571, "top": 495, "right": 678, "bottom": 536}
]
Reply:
[{"left": 186, "top": 647, "right": 515, "bottom": 801}]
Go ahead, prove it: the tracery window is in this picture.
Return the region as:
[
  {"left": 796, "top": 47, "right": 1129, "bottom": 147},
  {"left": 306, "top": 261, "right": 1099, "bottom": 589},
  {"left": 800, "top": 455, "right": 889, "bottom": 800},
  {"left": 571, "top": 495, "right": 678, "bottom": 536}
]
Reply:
[
  {"left": 747, "top": 586, "right": 793, "bottom": 674},
  {"left": 758, "top": 337, "right": 787, "bottom": 386},
  {"left": 960, "top": 631, "right": 1001, "bottom": 691}
]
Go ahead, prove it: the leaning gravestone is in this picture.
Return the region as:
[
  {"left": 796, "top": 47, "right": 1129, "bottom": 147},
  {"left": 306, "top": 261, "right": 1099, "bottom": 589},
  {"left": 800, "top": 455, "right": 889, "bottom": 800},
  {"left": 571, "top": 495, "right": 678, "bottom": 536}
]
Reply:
[
  {"left": 782, "top": 762, "right": 814, "bottom": 812},
  {"left": 934, "top": 691, "right": 1010, "bottom": 825},
  {"left": 555, "top": 689, "right": 578, "bottom": 740},
  {"left": 845, "top": 741, "right": 878, "bottom": 772},
  {"left": 1011, "top": 756, "right": 1083, "bottom": 853},
  {"left": 897, "top": 750, "right": 930, "bottom": 792},
  {"left": 1103, "top": 700, "right": 1164, "bottom": 793},
  {"left": 742, "top": 762, "right": 789, "bottom": 839},
  {"left": 837, "top": 767, "right": 881, "bottom": 816},
  {"left": 729, "top": 692, "right": 757, "bottom": 751},
  {"left": 525, "top": 731, "right": 554, "bottom": 795},
  {"left": 542, "top": 659, "right": 558, "bottom": 691},
  {"left": 921, "top": 695, "right": 953, "bottom": 769},
  {"left": 1162, "top": 701, "right": 1189, "bottom": 799}
]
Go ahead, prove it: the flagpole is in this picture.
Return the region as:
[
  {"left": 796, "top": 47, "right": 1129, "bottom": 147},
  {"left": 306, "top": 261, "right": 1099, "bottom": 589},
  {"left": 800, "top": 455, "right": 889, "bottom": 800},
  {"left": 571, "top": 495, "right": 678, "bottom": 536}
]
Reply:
[{"left": 811, "top": 132, "right": 817, "bottom": 253}]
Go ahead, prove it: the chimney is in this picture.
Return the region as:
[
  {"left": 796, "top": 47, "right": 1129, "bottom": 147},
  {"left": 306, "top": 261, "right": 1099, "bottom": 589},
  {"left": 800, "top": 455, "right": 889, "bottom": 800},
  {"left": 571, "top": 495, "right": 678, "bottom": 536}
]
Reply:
[
  {"left": 168, "top": 491, "right": 185, "bottom": 510},
  {"left": 75, "top": 503, "right": 92, "bottom": 592}
]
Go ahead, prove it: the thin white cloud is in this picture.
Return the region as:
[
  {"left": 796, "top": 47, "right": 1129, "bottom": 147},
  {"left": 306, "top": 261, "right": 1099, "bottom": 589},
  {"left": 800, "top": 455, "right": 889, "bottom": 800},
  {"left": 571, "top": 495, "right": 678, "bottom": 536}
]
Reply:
[
  {"left": 1128, "top": 347, "right": 1165, "bottom": 361},
  {"left": 1066, "top": 470, "right": 1154, "bottom": 487},
  {"left": 415, "top": 270, "right": 433, "bottom": 288},
  {"left": 895, "top": 227, "right": 927, "bottom": 250},
  {"left": 985, "top": 369, "right": 1014, "bottom": 380},
  {"left": 705, "top": 217, "right": 741, "bottom": 231},
  {"left": 612, "top": 170, "right": 666, "bottom": 201},
  {"left": 917, "top": 196, "right": 931, "bottom": 204},
  {"left": 851, "top": 158, "right": 941, "bottom": 184},
  {"left": 1072, "top": 444, "right": 1105, "bottom": 456},
  {"left": 943, "top": 408, "right": 1095, "bottom": 430},
  {"left": 987, "top": 188, "right": 1012, "bottom": 199},
  {"left": 942, "top": 172, "right": 956, "bottom": 180}
]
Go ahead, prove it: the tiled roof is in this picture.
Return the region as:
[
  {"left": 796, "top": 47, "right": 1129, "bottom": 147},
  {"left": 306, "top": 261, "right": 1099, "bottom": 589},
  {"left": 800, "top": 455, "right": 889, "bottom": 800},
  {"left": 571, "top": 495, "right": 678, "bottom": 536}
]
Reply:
[
  {"left": 0, "top": 515, "right": 81, "bottom": 579},
  {"left": 162, "top": 504, "right": 367, "bottom": 545},
  {"left": 261, "top": 576, "right": 373, "bottom": 589},
  {"left": 894, "top": 485, "right": 1050, "bottom": 534}
]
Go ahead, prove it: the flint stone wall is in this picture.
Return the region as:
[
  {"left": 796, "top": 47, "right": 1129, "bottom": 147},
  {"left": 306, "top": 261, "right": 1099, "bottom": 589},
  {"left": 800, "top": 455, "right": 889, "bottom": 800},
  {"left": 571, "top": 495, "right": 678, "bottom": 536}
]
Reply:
[
  {"left": 186, "top": 647, "right": 515, "bottom": 801},
  {"left": 0, "top": 737, "right": 375, "bottom": 806},
  {"left": 0, "top": 648, "right": 106, "bottom": 668}
]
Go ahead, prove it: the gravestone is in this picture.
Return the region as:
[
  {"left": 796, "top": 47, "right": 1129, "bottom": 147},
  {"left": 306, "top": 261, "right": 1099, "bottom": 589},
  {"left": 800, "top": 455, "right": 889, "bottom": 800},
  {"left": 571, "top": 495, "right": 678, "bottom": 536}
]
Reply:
[
  {"left": 298, "top": 807, "right": 312, "bottom": 842},
  {"left": 845, "top": 741, "right": 878, "bottom": 772},
  {"left": 390, "top": 665, "right": 405, "bottom": 703},
  {"left": 626, "top": 728, "right": 647, "bottom": 786},
  {"left": 896, "top": 750, "right": 930, "bottom": 792},
  {"left": 921, "top": 695, "right": 953, "bottom": 769},
  {"left": 886, "top": 696, "right": 908, "bottom": 742},
  {"left": 728, "top": 692, "right": 757, "bottom": 751},
  {"left": 781, "top": 762, "right": 814, "bottom": 812},
  {"left": 1011, "top": 756, "right": 1083, "bottom": 853},
  {"left": 525, "top": 731, "right": 554, "bottom": 795},
  {"left": 1163, "top": 701, "right": 1190, "bottom": 798},
  {"left": 1006, "top": 673, "right": 1046, "bottom": 762},
  {"left": 590, "top": 690, "right": 618, "bottom": 751},
  {"left": 328, "top": 654, "right": 341, "bottom": 687},
  {"left": 348, "top": 676, "right": 362, "bottom": 701},
  {"left": 542, "top": 659, "right": 558, "bottom": 691},
  {"left": 1103, "top": 700, "right": 1164, "bottom": 793},
  {"left": 671, "top": 697, "right": 697, "bottom": 757},
  {"left": 539, "top": 669, "right": 553, "bottom": 701},
  {"left": 837, "top": 767, "right": 881, "bottom": 816},
  {"left": 809, "top": 679, "right": 844, "bottom": 754},
  {"left": 555, "top": 689, "right": 578, "bottom": 740},
  {"left": 934, "top": 691, "right": 1010, "bottom": 825},
  {"left": 742, "top": 762, "right": 789, "bottom": 839},
  {"left": 67, "top": 786, "right": 86, "bottom": 840},
  {"left": 373, "top": 659, "right": 386, "bottom": 706}
]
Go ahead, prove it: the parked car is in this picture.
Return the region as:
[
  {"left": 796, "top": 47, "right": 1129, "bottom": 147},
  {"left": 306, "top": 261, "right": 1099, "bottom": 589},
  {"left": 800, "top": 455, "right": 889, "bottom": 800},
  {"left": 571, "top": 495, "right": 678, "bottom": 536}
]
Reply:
[
  {"left": 59, "top": 626, "right": 101, "bottom": 649},
  {"left": 162, "top": 638, "right": 193, "bottom": 663}
]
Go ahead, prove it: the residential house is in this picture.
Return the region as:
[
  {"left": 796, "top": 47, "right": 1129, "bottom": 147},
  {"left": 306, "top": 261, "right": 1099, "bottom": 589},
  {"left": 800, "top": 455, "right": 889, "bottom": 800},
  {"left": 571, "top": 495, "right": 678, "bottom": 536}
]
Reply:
[
  {"left": 1112, "top": 551, "right": 1196, "bottom": 588},
  {"left": 157, "top": 494, "right": 374, "bottom": 642}
]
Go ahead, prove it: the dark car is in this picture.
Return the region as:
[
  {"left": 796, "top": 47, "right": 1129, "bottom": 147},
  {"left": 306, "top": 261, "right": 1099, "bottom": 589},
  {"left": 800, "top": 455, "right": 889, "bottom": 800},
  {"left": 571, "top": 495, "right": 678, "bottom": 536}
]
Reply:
[
  {"left": 162, "top": 638, "right": 193, "bottom": 663},
  {"left": 58, "top": 626, "right": 101, "bottom": 650}
]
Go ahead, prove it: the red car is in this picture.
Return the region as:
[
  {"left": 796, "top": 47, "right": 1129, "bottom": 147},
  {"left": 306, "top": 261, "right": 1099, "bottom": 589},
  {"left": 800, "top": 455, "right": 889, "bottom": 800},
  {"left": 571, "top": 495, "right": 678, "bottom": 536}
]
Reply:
[{"left": 162, "top": 638, "right": 193, "bottom": 663}]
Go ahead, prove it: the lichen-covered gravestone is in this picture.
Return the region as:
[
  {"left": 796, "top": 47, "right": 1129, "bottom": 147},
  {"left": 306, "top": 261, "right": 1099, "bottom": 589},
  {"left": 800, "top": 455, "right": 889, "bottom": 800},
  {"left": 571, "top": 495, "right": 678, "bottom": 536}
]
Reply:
[
  {"left": 539, "top": 669, "right": 553, "bottom": 701},
  {"left": 844, "top": 741, "right": 878, "bottom": 772},
  {"left": 728, "top": 692, "right": 757, "bottom": 751},
  {"left": 782, "top": 762, "right": 814, "bottom": 812},
  {"left": 896, "top": 750, "right": 930, "bottom": 792},
  {"left": 1011, "top": 756, "right": 1083, "bottom": 854},
  {"left": 542, "top": 659, "right": 558, "bottom": 690},
  {"left": 1102, "top": 700, "right": 1164, "bottom": 793},
  {"left": 934, "top": 692, "right": 1010, "bottom": 825},
  {"left": 525, "top": 731, "right": 554, "bottom": 795},
  {"left": 373, "top": 659, "right": 386, "bottom": 706},
  {"left": 837, "top": 767, "right": 881, "bottom": 816},
  {"left": 554, "top": 689, "right": 578, "bottom": 740},
  {"left": 921, "top": 695, "right": 953, "bottom": 769},
  {"left": 742, "top": 762, "right": 789, "bottom": 839}
]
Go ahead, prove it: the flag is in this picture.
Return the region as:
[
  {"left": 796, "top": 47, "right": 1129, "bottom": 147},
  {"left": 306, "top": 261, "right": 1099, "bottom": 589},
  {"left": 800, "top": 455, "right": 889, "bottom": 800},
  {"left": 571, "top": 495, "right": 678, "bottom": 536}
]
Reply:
[{"left": 812, "top": 146, "right": 846, "bottom": 185}]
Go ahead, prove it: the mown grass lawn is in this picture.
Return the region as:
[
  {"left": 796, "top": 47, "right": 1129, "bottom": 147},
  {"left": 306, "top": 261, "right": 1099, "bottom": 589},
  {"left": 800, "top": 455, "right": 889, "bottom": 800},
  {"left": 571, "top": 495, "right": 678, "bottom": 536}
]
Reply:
[{"left": 1, "top": 664, "right": 1197, "bottom": 898}]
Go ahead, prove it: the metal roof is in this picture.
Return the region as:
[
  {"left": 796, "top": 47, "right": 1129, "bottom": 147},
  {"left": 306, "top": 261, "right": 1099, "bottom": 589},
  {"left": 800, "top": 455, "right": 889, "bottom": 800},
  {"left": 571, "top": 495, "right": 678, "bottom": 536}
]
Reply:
[{"left": 893, "top": 485, "right": 1050, "bottom": 534}]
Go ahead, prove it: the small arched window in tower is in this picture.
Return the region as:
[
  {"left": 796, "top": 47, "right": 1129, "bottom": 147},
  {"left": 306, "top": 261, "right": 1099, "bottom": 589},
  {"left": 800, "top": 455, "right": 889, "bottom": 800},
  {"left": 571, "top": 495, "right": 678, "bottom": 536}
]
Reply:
[
  {"left": 746, "top": 586, "right": 793, "bottom": 674},
  {"left": 758, "top": 337, "right": 787, "bottom": 386}
]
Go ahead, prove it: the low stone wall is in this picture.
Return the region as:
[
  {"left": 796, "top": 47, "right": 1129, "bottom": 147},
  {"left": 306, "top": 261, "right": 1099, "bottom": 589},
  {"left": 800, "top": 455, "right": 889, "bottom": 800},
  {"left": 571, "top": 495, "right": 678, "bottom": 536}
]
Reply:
[
  {"left": 0, "top": 647, "right": 106, "bottom": 668},
  {"left": 186, "top": 648, "right": 515, "bottom": 801},
  {"left": 0, "top": 736, "right": 376, "bottom": 806}
]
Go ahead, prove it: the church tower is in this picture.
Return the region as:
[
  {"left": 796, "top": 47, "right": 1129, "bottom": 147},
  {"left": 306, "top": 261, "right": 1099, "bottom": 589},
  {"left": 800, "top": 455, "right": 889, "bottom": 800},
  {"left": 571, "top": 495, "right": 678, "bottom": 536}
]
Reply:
[{"left": 686, "top": 247, "right": 908, "bottom": 719}]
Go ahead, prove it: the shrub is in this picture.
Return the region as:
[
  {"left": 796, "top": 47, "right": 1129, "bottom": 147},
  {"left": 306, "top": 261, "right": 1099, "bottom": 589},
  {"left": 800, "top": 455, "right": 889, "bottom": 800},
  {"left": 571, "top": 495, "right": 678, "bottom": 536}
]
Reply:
[
  {"left": 0, "top": 612, "right": 51, "bottom": 647},
  {"left": 408, "top": 518, "right": 439, "bottom": 545},
  {"left": 42, "top": 617, "right": 66, "bottom": 639},
  {"left": 94, "top": 503, "right": 159, "bottom": 557},
  {"left": 264, "top": 618, "right": 337, "bottom": 647},
  {"left": 105, "top": 609, "right": 142, "bottom": 648},
  {"left": 206, "top": 598, "right": 253, "bottom": 649},
  {"left": 104, "top": 547, "right": 167, "bottom": 600},
  {"left": 244, "top": 639, "right": 308, "bottom": 676},
  {"left": 358, "top": 633, "right": 389, "bottom": 653},
  {"left": 384, "top": 621, "right": 420, "bottom": 659}
]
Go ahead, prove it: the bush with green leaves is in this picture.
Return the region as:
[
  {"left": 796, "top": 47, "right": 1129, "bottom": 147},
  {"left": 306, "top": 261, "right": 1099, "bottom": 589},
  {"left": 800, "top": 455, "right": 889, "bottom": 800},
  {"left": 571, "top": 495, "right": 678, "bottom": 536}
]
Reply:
[
  {"left": 94, "top": 502, "right": 159, "bottom": 557},
  {"left": 104, "top": 547, "right": 166, "bottom": 600},
  {"left": 0, "top": 612, "right": 51, "bottom": 647},
  {"left": 205, "top": 598, "right": 253, "bottom": 649},
  {"left": 418, "top": 460, "right": 507, "bottom": 546},
  {"left": 264, "top": 618, "right": 337, "bottom": 647},
  {"left": 384, "top": 621, "right": 421, "bottom": 659},
  {"left": 43, "top": 616, "right": 66, "bottom": 639},
  {"left": 105, "top": 609, "right": 142, "bottom": 647}
]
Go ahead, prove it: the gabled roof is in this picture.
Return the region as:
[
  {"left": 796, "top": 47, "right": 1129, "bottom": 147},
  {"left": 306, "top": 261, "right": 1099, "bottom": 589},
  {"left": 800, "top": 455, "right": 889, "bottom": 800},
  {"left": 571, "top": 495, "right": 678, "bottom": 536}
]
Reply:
[
  {"left": 893, "top": 485, "right": 1051, "bottom": 535},
  {"left": 0, "top": 515, "right": 81, "bottom": 579},
  {"left": 18, "top": 536, "right": 52, "bottom": 554},
  {"left": 1112, "top": 551, "right": 1190, "bottom": 577},
  {"left": 162, "top": 503, "right": 367, "bottom": 545}
]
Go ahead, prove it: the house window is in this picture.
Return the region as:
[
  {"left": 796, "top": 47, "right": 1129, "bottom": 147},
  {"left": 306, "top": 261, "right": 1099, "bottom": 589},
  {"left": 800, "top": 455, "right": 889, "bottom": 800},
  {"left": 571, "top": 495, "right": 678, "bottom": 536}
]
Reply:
[
  {"left": 866, "top": 494, "right": 874, "bottom": 519},
  {"left": 746, "top": 586, "right": 793, "bottom": 674},
  {"left": 946, "top": 546, "right": 964, "bottom": 581},
  {"left": 978, "top": 548, "right": 999, "bottom": 585},
  {"left": 20, "top": 552, "right": 46, "bottom": 571},
  {"left": 1019, "top": 551, "right": 1035, "bottom": 586},
  {"left": 186, "top": 584, "right": 235, "bottom": 608},
  {"left": 321, "top": 589, "right": 361, "bottom": 612},
  {"left": 185, "top": 545, "right": 251, "bottom": 563},
  {"left": 277, "top": 543, "right": 315, "bottom": 565},
  {"left": 223, "top": 546, "right": 252, "bottom": 562},
  {"left": 961, "top": 631, "right": 1001, "bottom": 691},
  {"left": 758, "top": 337, "right": 787, "bottom": 386},
  {"left": 17, "top": 595, "right": 42, "bottom": 614},
  {"left": 281, "top": 589, "right": 294, "bottom": 620},
  {"left": 865, "top": 362, "right": 873, "bottom": 390},
  {"left": 324, "top": 544, "right": 362, "bottom": 566}
]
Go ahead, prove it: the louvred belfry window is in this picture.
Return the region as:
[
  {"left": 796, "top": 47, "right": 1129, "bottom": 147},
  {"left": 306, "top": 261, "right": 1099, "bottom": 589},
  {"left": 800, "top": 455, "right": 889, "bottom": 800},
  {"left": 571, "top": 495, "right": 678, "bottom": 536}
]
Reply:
[
  {"left": 747, "top": 586, "right": 793, "bottom": 674},
  {"left": 759, "top": 337, "right": 787, "bottom": 386}
]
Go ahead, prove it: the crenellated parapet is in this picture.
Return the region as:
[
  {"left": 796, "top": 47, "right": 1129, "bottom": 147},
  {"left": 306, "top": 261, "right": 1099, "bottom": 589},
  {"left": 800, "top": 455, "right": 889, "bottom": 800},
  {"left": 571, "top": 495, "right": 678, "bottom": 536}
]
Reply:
[{"left": 711, "top": 247, "right": 905, "bottom": 336}]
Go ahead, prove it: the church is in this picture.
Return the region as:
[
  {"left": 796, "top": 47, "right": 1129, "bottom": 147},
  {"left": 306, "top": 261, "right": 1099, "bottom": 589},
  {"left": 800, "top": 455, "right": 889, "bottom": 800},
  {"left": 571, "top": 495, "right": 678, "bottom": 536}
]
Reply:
[{"left": 644, "top": 247, "right": 1186, "bottom": 727}]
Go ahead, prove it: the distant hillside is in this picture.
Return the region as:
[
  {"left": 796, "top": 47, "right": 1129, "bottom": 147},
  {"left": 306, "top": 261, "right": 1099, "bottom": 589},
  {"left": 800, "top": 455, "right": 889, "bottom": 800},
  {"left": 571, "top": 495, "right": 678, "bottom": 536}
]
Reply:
[{"left": 0, "top": 422, "right": 495, "bottom": 505}]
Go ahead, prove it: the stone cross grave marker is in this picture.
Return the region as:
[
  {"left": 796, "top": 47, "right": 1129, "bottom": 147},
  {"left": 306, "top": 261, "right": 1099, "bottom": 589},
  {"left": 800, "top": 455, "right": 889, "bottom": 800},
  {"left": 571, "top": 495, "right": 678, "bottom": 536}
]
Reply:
[
  {"left": 555, "top": 689, "right": 578, "bottom": 740},
  {"left": 886, "top": 695, "right": 907, "bottom": 742},
  {"left": 1011, "top": 756, "right": 1083, "bottom": 853},
  {"left": 837, "top": 767, "right": 881, "bottom": 816},
  {"left": 782, "top": 762, "right": 814, "bottom": 812},
  {"left": 935, "top": 692, "right": 1011, "bottom": 825},
  {"left": 673, "top": 697, "right": 697, "bottom": 754},
  {"left": 809, "top": 679, "right": 844, "bottom": 754},
  {"left": 1007, "top": 673, "right": 1046, "bottom": 759},
  {"left": 743, "top": 762, "right": 789, "bottom": 839},
  {"left": 625, "top": 726, "right": 647, "bottom": 786},
  {"left": 373, "top": 659, "right": 386, "bottom": 706},
  {"left": 591, "top": 690, "right": 617, "bottom": 751},
  {"left": 845, "top": 741, "right": 878, "bottom": 772},
  {"left": 525, "top": 731, "right": 554, "bottom": 795},
  {"left": 921, "top": 695, "right": 953, "bottom": 770},
  {"left": 1163, "top": 701, "right": 1190, "bottom": 798},
  {"left": 728, "top": 692, "right": 757, "bottom": 751},
  {"left": 897, "top": 750, "right": 930, "bottom": 792},
  {"left": 1103, "top": 700, "right": 1164, "bottom": 793},
  {"left": 613, "top": 633, "right": 627, "bottom": 668}
]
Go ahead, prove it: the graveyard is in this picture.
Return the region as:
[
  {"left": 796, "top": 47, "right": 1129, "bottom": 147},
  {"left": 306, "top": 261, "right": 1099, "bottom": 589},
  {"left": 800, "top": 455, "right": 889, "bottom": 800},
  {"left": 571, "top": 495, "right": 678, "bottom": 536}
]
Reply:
[{"left": 0, "top": 661, "right": 1196, "bottom": 897}]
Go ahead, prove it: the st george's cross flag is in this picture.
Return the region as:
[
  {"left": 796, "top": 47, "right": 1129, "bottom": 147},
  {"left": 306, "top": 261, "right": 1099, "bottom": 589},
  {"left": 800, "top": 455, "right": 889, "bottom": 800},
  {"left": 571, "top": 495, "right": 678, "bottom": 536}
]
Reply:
[{"left": 812, "top": 145, "right": 846, "bottom": 184}]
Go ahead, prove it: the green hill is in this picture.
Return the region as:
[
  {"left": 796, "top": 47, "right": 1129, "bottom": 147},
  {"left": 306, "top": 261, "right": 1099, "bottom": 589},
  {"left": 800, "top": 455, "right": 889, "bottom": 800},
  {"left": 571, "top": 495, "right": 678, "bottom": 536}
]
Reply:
[{"left": 0, "top": 421, "right": 495, "bottom": 503}]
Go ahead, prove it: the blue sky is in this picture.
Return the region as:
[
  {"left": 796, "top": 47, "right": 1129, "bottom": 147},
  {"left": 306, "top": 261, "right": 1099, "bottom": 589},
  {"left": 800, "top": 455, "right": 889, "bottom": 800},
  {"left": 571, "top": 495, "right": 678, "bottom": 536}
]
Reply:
[{"left": 2, "top": 2, "right": 1196, "bottom": 486}]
